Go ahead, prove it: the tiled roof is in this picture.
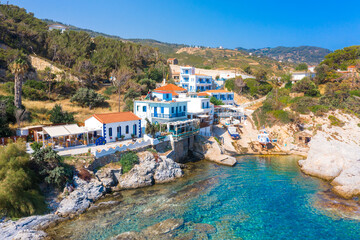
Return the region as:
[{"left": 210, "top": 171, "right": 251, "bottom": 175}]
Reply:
[
  {"left": 153, "top": 90, "right": 178, "bottom": 96},
  {"left": 348, "top": 65, "right": 356, "bottom": 68},
  {"left": 90, "top": 112, "right": 140, "bottom": 124},
  {"left": 205, "top": 90, "right": 231, "bottom": 93},
  {"left": 154, "top": 84, "right": 186, "bottom": 92},
  {"left": 197, "top": 92, "right": 210, "bottom": 96}
]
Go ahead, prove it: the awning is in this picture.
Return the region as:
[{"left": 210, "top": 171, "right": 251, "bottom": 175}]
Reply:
[{"left": 43, "top": 124, "right": 86, "bottom": 138}]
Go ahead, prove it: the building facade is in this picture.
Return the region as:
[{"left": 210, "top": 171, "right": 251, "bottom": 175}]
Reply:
[
  {"left": 179, "top": 66, "right": 213, "bottom": 92},
  {"left": 85, "top": 112, "right": 141, "bottom": 143},
  {"left": 202, "top": 90, "right": 235, "bottom": 105}
]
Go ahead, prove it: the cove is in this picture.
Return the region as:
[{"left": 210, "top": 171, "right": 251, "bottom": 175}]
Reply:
[{"left": 46, "top": 156, "right": 360, "bottom": 239}]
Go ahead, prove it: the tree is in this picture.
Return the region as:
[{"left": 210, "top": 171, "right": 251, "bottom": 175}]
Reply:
[
  {"left": 291, "top": 78, "right": 319, "bottom": 97},
  {"left": 49, "top": 104, "right": 74, "bottom": 124},
  {"left": 244, "top": 66, "right": 252, "bottom": 75},
  {"left": 295, "top": 63, "right": 308, "bottom": 71},
  {"left": 114, "top": 67, "right": 133, "bottom": 112},
  {"left": 70, "top": 88, "right": 105, "bottom": 109},
  {"left": 139, "top": 78, "right": 156, "bottom": 92},
  {"left": 210, "top": 96, "right": 224, "bottom": 106},
  {"left": 145, "top": 118, "right": 158, "bottom": 138},
  {"left": 30, "top": 147, "right": 73, "bottom": 189},
  {"left": 0, "top": 141, "right": 46, "bottom": 217},
  {"left": 9, "top": 57, "right": 29, "bottom": 109},
  {"left": 314, "top": 64, "right": 330, "bottom": 85},
  {"left": 254, "top": 69, "right": 267, "bottom": 82}
]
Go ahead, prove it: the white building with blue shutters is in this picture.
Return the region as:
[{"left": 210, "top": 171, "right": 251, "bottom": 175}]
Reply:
[
  {"left": 84, "top": 112, "right": 141, "bottom": 144},
  {"left": 179, "top": 66, "right": 213, "bottom": 92}
]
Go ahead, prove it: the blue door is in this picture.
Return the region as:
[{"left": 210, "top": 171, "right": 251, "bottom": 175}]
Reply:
[{"left": 154, "top": 107, "right": 158, "bottom": 117}]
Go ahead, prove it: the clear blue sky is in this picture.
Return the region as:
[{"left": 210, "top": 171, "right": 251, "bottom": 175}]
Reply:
[{"left": 9, "top": 0, "right": 360, "bottom": 50}]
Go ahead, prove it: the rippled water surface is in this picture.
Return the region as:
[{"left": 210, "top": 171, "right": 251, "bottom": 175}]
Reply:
[{"left": 46, "top": 156, "right": 360, "bottom": 239}]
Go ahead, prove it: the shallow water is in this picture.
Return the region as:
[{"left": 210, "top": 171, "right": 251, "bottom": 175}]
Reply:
[{"left": 46, "top": 156, "right": 360, "bottom": 239}]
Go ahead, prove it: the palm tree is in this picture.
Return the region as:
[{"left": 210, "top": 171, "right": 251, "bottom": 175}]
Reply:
[{"left": 9, "top": 58, "right": 29, "bottom": 109}]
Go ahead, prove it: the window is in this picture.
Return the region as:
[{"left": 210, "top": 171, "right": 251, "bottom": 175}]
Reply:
[
  {"left": 207, "top": 102, "right": 209, "bottom": 108},
  {"left": 202, "top": 102, "right": 205, "bottom": 108},
  {"left": 126, "top": 125, "right": 129, "bottom": 134},
  {"left": 166, "top": 94, "right": 169, "bottom": 99},
  {"left": 137, "top": 106, "right": 139, "bottom": 111},
  {"left": 143, "top": 106, "right": 147, "bottom": 112},
  {"left": 109, "top": 127, "right": 113, "bottom": 137},
  {"left": 172, "top": 107, "right": 174, "bottom": 113},
  {"left": 183, "top": 106, "right": 186, "bottom": 112},
  {"left": 161, "top": 107, "right": 164, "bottom": 113}
]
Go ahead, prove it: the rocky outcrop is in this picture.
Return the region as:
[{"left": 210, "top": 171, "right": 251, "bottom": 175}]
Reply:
[
  {"left": 299, "top": 115, "right": 360, "bottom": 199},
  {"left": 118, "top": 152, "right": 183, "bottom": 189},
  {"left": 56, "top": 176, "right": 106, "bottom": 217},
  {"left": 0, "top": 214, "right": 61, "bottom": 240}
]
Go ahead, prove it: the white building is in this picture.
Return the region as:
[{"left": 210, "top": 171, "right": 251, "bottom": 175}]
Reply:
[
  {"left": 179, "top": 66, "right": 213, "bottom": 92},
  {"left": 175, "top": 97, "right": 214, "bottom": 136},
  {"left": 85, "top": 112, "right": 141, "bottom": 144},
  {"left": 48, "top": 24, "right": 68, "bottom": 33},
  {"left": 200, "top": 90, "right": 235, "bottom": 105},
  {"left": 291, "top": 71, "right": 316, "bottom": 82}
]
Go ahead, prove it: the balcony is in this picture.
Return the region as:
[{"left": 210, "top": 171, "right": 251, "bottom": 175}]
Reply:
[{"left": 151, "top": 112, "right": 186, "bottom": 118}]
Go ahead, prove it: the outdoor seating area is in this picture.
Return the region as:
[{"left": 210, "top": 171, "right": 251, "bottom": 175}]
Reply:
[
  {"left": 36, "top": 124, "right": 102, "bottom": 149},
  {"left": 167, "top": 119, "right": 200, "bottom": 141}
]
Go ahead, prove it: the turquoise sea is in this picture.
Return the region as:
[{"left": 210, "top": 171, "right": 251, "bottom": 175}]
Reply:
[{"left": 46, "top": 156, "right": 360, "bottom": 239}]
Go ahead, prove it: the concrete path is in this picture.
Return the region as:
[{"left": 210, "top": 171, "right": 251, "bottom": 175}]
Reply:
[{"left": 212, "top": 125, "right": 237, "bottom": 154}]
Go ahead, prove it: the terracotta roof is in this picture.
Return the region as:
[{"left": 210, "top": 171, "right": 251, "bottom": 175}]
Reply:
[
  {"left": 197, "top": 92, "right": 210, "bottom": 97},
  {"left": 348, "top": 65, "right": 356, "bottom": 68},
  {"left": 205, "top": 90, "right": 231, "bottom": 93},
  {"left": 154, "top": 84, "right": 186, "bottom": 92},
  {"left": 90, "top": 112, "right": 140, "bottom": 124},
  {"left": 167, "top": 58, "right": 176, "bottom": 60}
]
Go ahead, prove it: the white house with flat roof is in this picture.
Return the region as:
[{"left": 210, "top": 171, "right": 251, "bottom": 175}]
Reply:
[
  {"left": 199, "top": 90, "right": 235, "bottom": 105},
  {"left": 179, "top": 66, "right": 213, "bottom": 92},
  {"left": 175, "top": 97, "right": 214, "bottom": 136},
  {"left": 291, "top": 71, "right": 316, "bottom": 82},
  {"left": 85, "top": 112, "right": 141, "bottom": 144}
]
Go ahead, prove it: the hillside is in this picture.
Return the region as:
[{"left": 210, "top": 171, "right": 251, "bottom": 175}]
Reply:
[
  {"left": 237, "top": 46, "right": 331, "bottom": 65},
  {"left": 171, "top": 47, "right": 294, "bottom": 76}
]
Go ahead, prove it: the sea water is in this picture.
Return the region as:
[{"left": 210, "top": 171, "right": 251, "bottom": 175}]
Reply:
[{"left": 46, "top": 156, "right": 360, "bottom": 239}]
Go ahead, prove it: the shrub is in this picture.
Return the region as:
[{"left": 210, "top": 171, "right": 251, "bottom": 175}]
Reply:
[
  {"left": 290, "top": 97, "right": 318, "bottom": 114},
  {"left": 1, "top": 82, "right": 14, "bottom": 94},
  {"left": 104, "top": 86, "right": 117, "bottom": 96},
  {"left": 30, "top": 141, "right": 42, "bottom": 151},
  {"left": 210, "top": 96, "right": 224, "bottom": 106},
  {"left": 70, "top": 88, "right": 106, "bottom": 109},
  {"left": 24, "top": 80, "right": 45, "bottom": 90},
  {"left": 119, "top": 152, "right": 139, "bottom": 173},
  {"left": 214, "top": 136, "right": 222, "bottom": 145},
  {"left": 77, "top": 167, "right": 92, "bottom": 182},
  {"left": 30, "top": 147, "right": 74, "bottom": 189},
  {"left": 291, "top": 78, "right": 319, "bottom": 97},
  {"left": 284, "top": 80, "right": 293, "bottom": 89},
  {"left": 48, "top": 104, "right": 74, "bottom": 124},
  {"left": 309, "top": 105, "right": 329, "bottom": 116},
  {"left": 0, "top": 141, "right": 46, "bottom": 218},
  {"left": 270, "top": 110, "right": 294, "bottom": 124},
  {"left": 328, "top": 115, "right": 345, "bottom": 127}
]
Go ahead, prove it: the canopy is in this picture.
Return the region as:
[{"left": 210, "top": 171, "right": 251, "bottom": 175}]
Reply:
[{"left": 43, "top": 124, "right": 86, "bottom": 138}]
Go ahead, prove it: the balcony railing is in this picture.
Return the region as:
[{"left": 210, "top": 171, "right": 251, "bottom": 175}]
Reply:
[{"left": 151, "top": 112, "right": 186, "bottom": 118}]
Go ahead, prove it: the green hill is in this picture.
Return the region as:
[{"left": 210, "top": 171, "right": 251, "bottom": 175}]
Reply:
[{"left": 237, "top": 46, "right": 332, "bottom": 65}]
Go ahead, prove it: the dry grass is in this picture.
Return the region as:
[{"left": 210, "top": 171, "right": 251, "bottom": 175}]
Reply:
[{"left": 19, "top": 89, "right": 125, "bottom": 126}]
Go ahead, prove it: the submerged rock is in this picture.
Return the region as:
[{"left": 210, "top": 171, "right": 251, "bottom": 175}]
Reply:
[
  {"left": 142, "top": 218, "right": 184, "bottom": 236},
  {"left": 113, "top": 231, "right": 145, "bottom": 240}
]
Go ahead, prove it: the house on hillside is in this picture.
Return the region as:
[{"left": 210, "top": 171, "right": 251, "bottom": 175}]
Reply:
[
  {"left": 85, "top": 112, "right": 141, "bottom": 143},
  {"left": 179, "top": 66, "right": 213, "bottom": 92},
  {"left": 152, "top": 84, "right": 187, "bottom": 98},
  {"left": 167, "top": 58, "right": 178, "bottom": 65},
  {"left": 291, "top": 71, "right": 315, "bottom": 83},
  {"left": 48, "top": 24, "right": 68, "bottom": 33}
]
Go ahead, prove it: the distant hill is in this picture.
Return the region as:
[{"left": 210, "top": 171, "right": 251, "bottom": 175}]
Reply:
[
  {"left": 43, "top": 19, "right": 187, "bottom": 55},
  {"left": 237, "top": 46, "right": 332, "bottom": 65}
]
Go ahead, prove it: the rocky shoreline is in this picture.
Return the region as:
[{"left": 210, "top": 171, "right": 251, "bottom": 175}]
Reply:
[
  {"left": 0, "top": 151, "right": 184, "bottom": 240},
  {"left": 299, "top": 113, "right": 360, "bottom": 199}
]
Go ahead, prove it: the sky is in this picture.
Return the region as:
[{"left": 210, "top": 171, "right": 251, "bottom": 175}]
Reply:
[{"left": 8, "top": 0, "right": 360, "bottom": 50}]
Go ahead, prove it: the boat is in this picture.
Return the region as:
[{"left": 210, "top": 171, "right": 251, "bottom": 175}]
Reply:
[
  {"left": 257, "top": 129, "right": 271, "bottom": 147},
  {"left": 228, "top": 126, "right": 240, "bottom": 140}
]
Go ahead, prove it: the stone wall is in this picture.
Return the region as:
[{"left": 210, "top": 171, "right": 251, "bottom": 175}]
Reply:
[{"left": 170, "top": 135, "right": 195, "bottom": 163}]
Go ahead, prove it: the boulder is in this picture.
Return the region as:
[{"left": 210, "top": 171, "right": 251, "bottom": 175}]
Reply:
[
  {"left": 299, "top": 131, "right": 360, "bottom": 198},
  {"left": 56, "top": 176, "right": 105, "bottom": 217},
  {"left": 0, "top": 214, "right": 61, "bottom": 240},
  {"left": 154, "top": 157, "right": 183, "bottom": 183}
]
